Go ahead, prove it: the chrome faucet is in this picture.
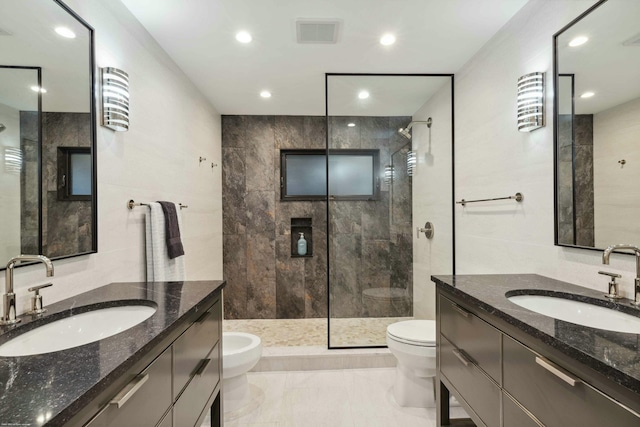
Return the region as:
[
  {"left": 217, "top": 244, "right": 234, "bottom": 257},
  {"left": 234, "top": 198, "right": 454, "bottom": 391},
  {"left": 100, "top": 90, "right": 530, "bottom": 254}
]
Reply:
[
  {"left": 1, "top": 255, "right": 54, "bottom": 325},
  {"left": 602, "top": 244, "right": 640, "bottom": 306}
]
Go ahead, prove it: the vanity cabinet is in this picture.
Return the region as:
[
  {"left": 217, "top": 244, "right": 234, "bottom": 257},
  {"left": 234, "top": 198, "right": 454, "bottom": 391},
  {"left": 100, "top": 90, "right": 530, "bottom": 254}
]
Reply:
[
  {"left": 437, "top": 291, "right": 640, "bottom": 427},
  {"left": 83, "top": 297, "right": 222, "bottom": 427}
]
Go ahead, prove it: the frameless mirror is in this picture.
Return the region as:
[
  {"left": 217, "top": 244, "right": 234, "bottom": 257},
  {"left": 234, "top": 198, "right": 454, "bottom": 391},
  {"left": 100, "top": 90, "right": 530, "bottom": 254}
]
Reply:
[
  {"left": 0, "top": 0, "right": 96, "bottom": 265},
  {"left": 554, "top": 0, "right": 640, "bottom": 251}
]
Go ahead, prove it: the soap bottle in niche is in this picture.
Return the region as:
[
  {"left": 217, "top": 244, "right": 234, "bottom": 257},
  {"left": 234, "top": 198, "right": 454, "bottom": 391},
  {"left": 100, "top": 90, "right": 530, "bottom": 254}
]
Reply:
[{"left": 297, "top": 232, "right": 307, "bottom": 256}]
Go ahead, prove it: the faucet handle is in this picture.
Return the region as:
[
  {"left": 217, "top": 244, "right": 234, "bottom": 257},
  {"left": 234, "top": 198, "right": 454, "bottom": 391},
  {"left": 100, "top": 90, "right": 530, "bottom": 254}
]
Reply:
[
  {"left": 598, "top": 271, "right": 623, "bottom": 299},
  {"left": 598, "top": 271, "right": 621, "bottom": 279},
  {"left": 27, "top": 283, "right": 53, "bottom": 315}
]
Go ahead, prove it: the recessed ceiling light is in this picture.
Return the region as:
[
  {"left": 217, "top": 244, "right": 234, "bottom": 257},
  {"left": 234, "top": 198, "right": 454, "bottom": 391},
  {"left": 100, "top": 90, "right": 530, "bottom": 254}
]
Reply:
[
  {"left": 580, "top": 91, "right": 595, "bottom": 98},
  {"left": 568, "top": 36, "right": 588, "bottom": 47},
  {"left": 347, "top": 123, "right": 356, "bottom": 127},
  {"left": 380, "top": 33, "right": 396, "bottom": 46},
  {"left": 55, "top": 26, "right": 76, "bottom": 39},
  {"left": 358, "top": 90, "right": 370, "bottom": 99},
  {"left": 260, "top": 90, "right": 271, "bottom": 98},
  {"left": 30, "top": 86, "right": 46, "bottom": 93},
  {"left": 236, "top": 31, "right": 252, "bottom": 44}
]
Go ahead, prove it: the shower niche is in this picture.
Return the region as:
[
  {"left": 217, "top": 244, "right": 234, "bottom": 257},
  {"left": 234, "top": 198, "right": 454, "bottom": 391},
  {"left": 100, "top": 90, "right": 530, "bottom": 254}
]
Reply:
[{"left": 290, "top": 218, "right": 313, "bottom": 257}]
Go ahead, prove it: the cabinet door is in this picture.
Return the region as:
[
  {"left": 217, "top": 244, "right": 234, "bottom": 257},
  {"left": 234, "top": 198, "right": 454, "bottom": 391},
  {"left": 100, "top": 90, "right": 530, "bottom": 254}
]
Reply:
[
  {"left": 440, "top": 296, "right": 502, "bottom": 383},
  {"left": 86, "top": 348, "right": 172, "bottom": 427},
  {"left": 503, "top": 392, "right": 541, "bottom": 427},
  {"left": 503, "top": 336, "right": 640, "bottom": 427},
  {"left": 174, "top": 342, "right": 221, "bottom": 427},
  {"left": 174, "top": 299, "right": 221, "bottom": 399},
  {"left": 440, "top": 335, "right": 500, "bottom": 427}
]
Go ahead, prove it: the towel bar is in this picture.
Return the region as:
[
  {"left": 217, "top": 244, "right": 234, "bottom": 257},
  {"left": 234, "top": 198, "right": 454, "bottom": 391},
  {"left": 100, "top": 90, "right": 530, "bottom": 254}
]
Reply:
[
  {"left": 456, "top": 192, "right": 523, "bottom": 206},
  {"left": 127, "top": 199, "right": 188, "bottom": 210}
]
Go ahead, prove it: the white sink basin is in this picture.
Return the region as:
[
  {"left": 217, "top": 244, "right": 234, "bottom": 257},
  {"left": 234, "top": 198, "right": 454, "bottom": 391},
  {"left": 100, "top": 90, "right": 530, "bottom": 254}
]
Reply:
[
  {"left": 0, "top": 305, "right": 156, "bottom": 357},
  {"left": 507, "top": 294, "right": 640, "bottom": 334}
]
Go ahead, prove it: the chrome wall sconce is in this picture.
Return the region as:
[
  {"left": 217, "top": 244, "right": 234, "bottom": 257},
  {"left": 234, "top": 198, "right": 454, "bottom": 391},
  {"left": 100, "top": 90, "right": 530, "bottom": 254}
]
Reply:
[
  {"left": 406, "top": 151, "right": 417, "bottom": 176},
  {"left": 384, "top": 164, "right": 395, "bottom": 185},
  {"left": 4, "top": 147, "right": 23, "bottom": 174},
  {"left": 517, "top": 72, "right": 544, "bottom": 132},
  {"left": 101, "top": 67, "right": 129, "bottom": 132}
]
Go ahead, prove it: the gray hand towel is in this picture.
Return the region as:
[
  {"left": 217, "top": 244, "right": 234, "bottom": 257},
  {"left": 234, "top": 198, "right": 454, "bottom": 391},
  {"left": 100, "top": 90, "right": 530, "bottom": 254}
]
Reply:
[{"left": 157, "top": 201, "right": 185, "bottom": 259}]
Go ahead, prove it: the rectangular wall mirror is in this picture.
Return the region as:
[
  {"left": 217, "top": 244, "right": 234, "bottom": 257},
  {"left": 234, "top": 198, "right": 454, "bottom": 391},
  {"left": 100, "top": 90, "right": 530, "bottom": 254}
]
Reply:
[
  {"left": 554, "top": 0, "right": 640, "bottom": 251},
  {"left": 0, "top": 0, "right": 97, "bottom": 266}
]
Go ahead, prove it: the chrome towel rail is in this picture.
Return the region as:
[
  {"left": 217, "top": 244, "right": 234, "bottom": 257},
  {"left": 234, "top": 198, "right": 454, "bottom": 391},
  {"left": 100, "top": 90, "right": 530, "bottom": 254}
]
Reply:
[
  {"left": 127, "top": 199, "right": 188, "bottom": 210},
  {"left": 456, "top": 192, "right": 523, "bottom": 207}
]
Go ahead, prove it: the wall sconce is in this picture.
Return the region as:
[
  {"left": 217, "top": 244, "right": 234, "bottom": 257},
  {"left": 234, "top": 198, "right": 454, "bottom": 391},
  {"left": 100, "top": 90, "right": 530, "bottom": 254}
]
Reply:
[
  {"left": 101, "top": 67, "right": 129, "bottom": 131},
  {"left": 406, "top": 151, "right": 417, "bottom": 176},
  {"left": 4, "top": 147, "right": 23, "bottom": 174},
  {"left": 517, "top": 72, "right": 544, "bottom": 132},
  {"left": 384, "top": 164, "right": 394, "bottom": 185}
]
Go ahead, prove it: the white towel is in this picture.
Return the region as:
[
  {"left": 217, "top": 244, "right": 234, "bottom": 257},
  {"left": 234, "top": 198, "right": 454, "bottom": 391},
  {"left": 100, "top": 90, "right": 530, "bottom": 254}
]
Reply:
[{"left": 145, "top": 202, "right": 186, "bottom": 282}]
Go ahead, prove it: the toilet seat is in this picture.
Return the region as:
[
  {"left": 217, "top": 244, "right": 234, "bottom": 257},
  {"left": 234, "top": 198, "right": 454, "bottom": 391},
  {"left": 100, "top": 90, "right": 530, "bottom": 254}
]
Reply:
[{"left": 387, "top": 320, "right": 436, "bottom": 347}]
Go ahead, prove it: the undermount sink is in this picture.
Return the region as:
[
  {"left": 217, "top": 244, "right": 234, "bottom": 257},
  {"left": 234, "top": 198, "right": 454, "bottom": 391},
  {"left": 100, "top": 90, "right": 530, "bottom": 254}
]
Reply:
[
  {"left": 507, "top": 293, "right": 640, "bottom": 334},
  {"left": 0, "top": 304, "right": 157, "bottom": 357}
]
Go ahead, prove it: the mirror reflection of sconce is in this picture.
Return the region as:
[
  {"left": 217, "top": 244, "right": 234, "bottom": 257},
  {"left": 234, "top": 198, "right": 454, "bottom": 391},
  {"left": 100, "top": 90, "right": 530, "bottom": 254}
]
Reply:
[
  {"left": 517, "top": 72, "right": 545, "bottom": 132},
  {"left": 406, "top": 151, "right": 416, "bottom": 176},
  {"left": 101, "top": 67, "right": 130, "bottom": 132}
]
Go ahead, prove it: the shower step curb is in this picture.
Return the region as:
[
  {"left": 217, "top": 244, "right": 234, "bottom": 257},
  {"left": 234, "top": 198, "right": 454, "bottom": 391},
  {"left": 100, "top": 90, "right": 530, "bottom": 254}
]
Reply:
[{"left": 251, "top": 345, "right": 396, "bottom": 372}]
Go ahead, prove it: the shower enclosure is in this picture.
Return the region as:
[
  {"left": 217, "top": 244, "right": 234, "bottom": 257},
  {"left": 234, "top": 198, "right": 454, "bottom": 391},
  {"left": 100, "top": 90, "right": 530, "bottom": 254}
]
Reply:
[{"left": 326, "top": 74, "right": 454, "bottom": 348}]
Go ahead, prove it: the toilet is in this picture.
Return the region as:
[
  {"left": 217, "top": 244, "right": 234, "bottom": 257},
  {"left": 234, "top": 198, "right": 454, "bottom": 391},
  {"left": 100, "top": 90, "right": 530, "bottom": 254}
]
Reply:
[
  {"left": 222, "top": 332, "right": 262, "bottom": 412},
  {"left": 386, "top": 320, "right": 437, "bottom": 408}
]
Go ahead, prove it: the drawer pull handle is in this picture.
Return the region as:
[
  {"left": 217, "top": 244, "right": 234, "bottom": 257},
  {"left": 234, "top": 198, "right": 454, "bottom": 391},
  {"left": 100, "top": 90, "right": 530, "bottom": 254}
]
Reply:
[
  {"left": 195, "top": 358, "right": 212, "bottom": 377},
  {"left": 109, "top": 374, "right": 149, "bottom": 408},
  {"left": 451, "top": 303, "right": 470, "bottom": 318},
  {"left": 535, "top": 357, "right": 580, "bottom": 387},
  {"left": 452, "top": 348, "right": 470, "bottom": 367},
  {"left": 196, "top": 310, "right": 213, "bottom": 324}
]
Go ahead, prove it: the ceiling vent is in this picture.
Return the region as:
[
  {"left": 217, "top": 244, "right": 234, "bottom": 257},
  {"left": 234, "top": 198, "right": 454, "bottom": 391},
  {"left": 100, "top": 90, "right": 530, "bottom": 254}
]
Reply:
[
  {"left": 622, "top": 32, "right": 640, "bottom": 46},
  {"left": 296, "top": 19, "right": 340, "bottom": 44}
]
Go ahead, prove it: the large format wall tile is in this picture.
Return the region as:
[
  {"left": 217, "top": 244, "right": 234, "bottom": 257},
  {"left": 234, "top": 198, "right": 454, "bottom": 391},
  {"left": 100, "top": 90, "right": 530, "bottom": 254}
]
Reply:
[{"left": 222, "top": 115, "right": 413, "bottom": 320}]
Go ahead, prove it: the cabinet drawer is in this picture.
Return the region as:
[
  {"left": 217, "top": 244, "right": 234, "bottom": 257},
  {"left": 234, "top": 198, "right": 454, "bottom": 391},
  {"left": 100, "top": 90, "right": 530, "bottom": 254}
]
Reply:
[
  {"left": 503, "top": 336, "right": 640, "bottom": 427},
  {"left": 503, "top": 392, "right": 541, "bottom": 427},
  {"left": 173, "top": 299, "right": 221, "bottom": 399},
  {"left": 440, "top": 335, "right": 500, "bottom": 427},
  {"left": 174, "top": 342, "right": 221, "bottom": 427},
  {"left": 440, "top": 296, "right": 501, "bottom": 383},
  {"left": 86, "top": 347, "right": 172, "bottom": 427}
]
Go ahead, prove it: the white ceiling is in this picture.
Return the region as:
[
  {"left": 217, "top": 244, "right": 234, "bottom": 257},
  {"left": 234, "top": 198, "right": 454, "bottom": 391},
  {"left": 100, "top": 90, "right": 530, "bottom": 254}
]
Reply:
[{"left": 120, "top": 0, "right": 529, "bottom": 116}]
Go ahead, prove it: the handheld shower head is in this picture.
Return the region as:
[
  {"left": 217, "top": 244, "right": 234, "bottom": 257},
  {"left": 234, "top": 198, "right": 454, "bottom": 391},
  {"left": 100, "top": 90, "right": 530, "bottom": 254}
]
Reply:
[{"left": 397, "top": 117, "right": 432, "bottom": 140}]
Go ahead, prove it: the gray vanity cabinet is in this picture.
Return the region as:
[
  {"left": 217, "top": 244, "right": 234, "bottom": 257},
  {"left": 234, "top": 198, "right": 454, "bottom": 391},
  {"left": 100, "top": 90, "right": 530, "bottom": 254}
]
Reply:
[
  {"left": 436, "top": 291, "right": 640, "bottom": 427},
  {"left": 84, "top": 297, "right": 222, "bottom": 427},
  {"left": 85, "top": 347, "right": 172, "bottom": 427},
  {"left": 503, "top": 336, "right": 640, "bottom": 427}
]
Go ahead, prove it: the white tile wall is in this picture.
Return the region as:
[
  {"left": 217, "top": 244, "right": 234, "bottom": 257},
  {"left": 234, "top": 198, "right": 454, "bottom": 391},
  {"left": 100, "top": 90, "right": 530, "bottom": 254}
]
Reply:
[
  {"left": 0, "top": 0, "right": 223, "bottom": 318},
  {"left": 454, "top": 0, "right": 639, "bottom": 297}
]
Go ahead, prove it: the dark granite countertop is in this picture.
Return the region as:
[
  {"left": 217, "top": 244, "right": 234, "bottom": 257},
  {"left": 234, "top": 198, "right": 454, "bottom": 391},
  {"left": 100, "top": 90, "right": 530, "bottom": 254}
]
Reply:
[
  {"left": 432, "top": 274, "right": 640, "bottom": 396},
  {"left": 0, "top": 280, "right": 225, "bottom": 426}
]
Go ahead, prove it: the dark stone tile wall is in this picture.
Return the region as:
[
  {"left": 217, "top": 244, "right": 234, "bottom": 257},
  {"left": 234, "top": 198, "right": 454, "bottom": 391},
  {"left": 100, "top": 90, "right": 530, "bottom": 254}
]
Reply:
[
  {"left": 222, "top": 115, "right": 413, "bottom": 320},
  {"left": 20, "top": 112, "right": 93, "bottom": 257},
  {"left": 556, "top": 114, "right": 594, "bottom": 247}
]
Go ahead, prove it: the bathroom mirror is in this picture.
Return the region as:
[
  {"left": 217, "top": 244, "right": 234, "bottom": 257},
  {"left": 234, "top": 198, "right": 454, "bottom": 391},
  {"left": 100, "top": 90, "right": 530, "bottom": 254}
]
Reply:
[
  {"left": 554, "top": 0, "right": 640, "bottom": 251},
  {"left": 0, "top": 0, "right": 96, "bottom": 266}
]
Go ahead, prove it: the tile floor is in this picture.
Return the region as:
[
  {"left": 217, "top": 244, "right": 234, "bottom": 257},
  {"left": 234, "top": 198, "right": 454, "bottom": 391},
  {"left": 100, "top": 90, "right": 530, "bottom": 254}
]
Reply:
[
  {"left": 224, "top": 317, "right": 412, "bottom": 347},
  {"left": 221, "top": 368, "right": 468, "bottom": 427}
]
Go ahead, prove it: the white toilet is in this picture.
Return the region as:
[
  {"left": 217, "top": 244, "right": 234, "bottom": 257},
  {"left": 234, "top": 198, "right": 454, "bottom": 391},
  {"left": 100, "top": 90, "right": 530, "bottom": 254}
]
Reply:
[
  {"left": 222, "top": 332, "right": 262, "bottom": 412},
  {"left": 386, "top": 320, "right": 437, "bottom": 408}
]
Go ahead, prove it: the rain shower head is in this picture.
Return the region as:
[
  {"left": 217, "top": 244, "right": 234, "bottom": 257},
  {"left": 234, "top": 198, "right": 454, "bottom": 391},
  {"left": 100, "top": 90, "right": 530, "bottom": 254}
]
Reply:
[
  {"left": 0, "top": 123, "right": 6, "bottom": 133},
  {"left": 397, "top": 117, "right": 433, "bottom": 140}
]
